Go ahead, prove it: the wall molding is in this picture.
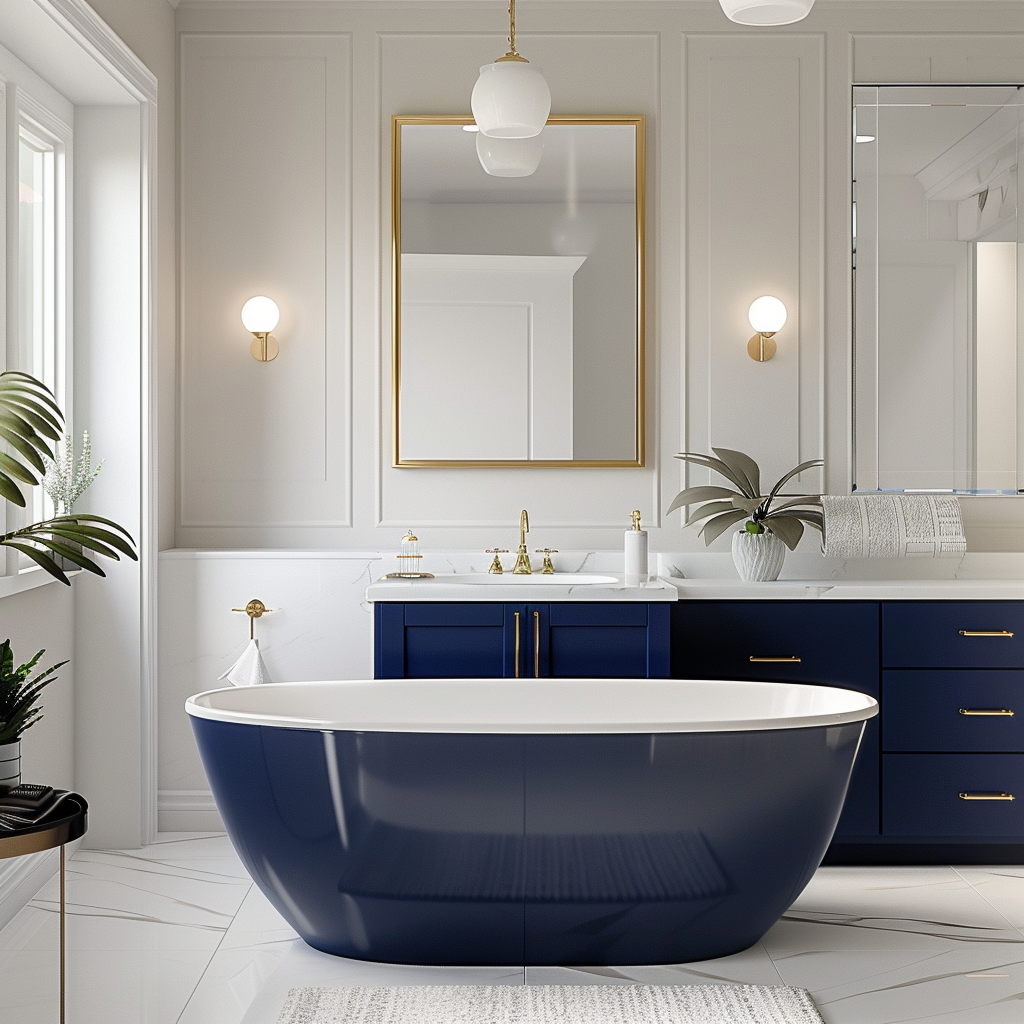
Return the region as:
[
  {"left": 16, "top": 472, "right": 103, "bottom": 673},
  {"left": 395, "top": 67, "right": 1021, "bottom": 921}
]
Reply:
[{"left": 0, "top": 850, "right": 57, "bottom": 935}]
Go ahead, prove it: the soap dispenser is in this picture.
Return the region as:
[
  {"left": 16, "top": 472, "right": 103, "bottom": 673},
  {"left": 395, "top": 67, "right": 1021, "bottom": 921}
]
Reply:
[
  {"left": 624, "top": 510, "right": 649, "bottom": 581},
  {"left": 622, "top": 507, "right": 647, "bottom": 581}
]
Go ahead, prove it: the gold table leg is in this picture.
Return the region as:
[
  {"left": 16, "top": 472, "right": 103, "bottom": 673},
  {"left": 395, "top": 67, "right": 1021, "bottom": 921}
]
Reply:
[{"left": 60, "top": 843, "right": 65, "bottom": 1024}]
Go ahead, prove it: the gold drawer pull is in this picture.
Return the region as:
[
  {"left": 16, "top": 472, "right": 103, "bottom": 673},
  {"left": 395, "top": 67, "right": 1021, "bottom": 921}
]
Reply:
[
  {"left": 959, "top": 708, "right": 1014, "bottom": 717},
  {"left": 749, "top": 656, "right": 801, "bottom": 663},
  {"left": 959, "top": 792, "right": 1016, "bottom": 801},
  {"left": 513, "top": 612, "right": 520, "bottom": 679},
  {"left": 534, "top": 610, "right": 540, "bottom": 678},
  {"left": 959, "top": 630, "right": 1014, "bottom": 637}
]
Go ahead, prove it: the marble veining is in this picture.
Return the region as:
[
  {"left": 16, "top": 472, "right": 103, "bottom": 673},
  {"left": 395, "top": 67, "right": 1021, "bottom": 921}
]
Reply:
[{"left": 2, "top": 835, "right": 1024, "bottom": 1022}]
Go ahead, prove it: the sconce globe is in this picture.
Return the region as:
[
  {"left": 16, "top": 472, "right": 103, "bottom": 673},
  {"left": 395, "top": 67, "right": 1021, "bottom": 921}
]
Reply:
[
  {"left": 476, "top": 131, "right": 544, "bottom": 177},
  {"left": 472, "top": 61, "right": 551, "bottom": 139},
  {"left": 240, "top": 296, "right": 280, "bottom": 334},
  {"left": 718, "top": 0, "right": 814, "bottom": 25},
  {"left": 748, "top": 295, "right": 787, "bottom": 334}
]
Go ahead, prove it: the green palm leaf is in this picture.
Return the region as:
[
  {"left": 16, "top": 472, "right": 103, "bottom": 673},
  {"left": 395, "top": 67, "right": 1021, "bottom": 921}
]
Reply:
[{"left": 0, "top": 371, "right": 63, "bottom": 505}]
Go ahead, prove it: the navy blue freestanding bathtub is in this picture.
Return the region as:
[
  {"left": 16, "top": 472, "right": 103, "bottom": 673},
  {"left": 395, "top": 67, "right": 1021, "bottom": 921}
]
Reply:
[{"left": 186, "top": 677, "right": 877, "bottom": 966}]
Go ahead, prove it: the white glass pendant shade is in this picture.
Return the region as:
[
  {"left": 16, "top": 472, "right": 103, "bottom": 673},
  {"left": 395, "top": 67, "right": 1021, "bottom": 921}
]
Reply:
[
  {"left": 476, "top": 131, "right": 543, "bottom": 177},
  {"left": 471, "top": 61, "right": 551, "bottom": 139},
  {"left": 718, "top": 0, "right": 814, "bottom": 25},
  {"left": 748, "top": 296, "right": 787, "bottom": 333},
  {"left": 240, "top": 296, "right": 280, "bottom": 333}
]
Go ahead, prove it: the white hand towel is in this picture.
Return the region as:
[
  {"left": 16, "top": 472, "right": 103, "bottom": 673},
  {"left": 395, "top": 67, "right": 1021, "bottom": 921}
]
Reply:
[
  {"left": 821, "top": 494, "right": 966, "bottom": 559},
  {"left": 218, "top": 638, "right": 271, "bottom": 687}
]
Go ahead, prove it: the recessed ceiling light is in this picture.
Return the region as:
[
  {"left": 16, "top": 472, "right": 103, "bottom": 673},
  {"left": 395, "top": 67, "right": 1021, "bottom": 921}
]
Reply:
[{"left": 855, "top": 135, "right": 876, "bottom": 143}]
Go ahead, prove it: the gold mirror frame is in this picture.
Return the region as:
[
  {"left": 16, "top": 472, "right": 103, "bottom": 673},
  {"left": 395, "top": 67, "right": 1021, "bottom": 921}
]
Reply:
[{"left": 391, "top": 114, "right": 646, "bottom": 468}]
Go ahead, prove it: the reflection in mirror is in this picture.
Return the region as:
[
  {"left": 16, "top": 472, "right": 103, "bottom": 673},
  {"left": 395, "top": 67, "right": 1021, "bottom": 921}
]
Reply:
[
  {"left": 853, "top": 85, "right": 1023, "bottom": 494},
  {"left": 392, "top": 116, "right": 645, "bottom": 467}
]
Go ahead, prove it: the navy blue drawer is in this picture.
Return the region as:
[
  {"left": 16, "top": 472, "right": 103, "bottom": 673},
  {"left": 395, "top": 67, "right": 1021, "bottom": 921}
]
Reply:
[
  {"left": 671, "top": 602, "right": 879, "bottom": 692},
  {"left": 549, "top": 604, "right": 648, "bottom": 627},
  {"left": 883, "top": 602, "right": 1024, "bottom": 668},
  {"left": 883, "top": 753, "right": 1024, "bottom": 836},
  {"left": 404, "top": 604, "right": 505, "bottom": 627},
  {"left": 883, "top": 670, "right": 1024, "bottom": 752}
]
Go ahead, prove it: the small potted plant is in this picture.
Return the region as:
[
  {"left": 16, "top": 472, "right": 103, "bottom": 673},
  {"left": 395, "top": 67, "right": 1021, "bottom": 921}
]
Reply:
[
  {"left": 0, "top": 641, "right": 66, "bottom": 788},
  {"left": 667, "top": 447, "right": 823, "bottom": 581}
]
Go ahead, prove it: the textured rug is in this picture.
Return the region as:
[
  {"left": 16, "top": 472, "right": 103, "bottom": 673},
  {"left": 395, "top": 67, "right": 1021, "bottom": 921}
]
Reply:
[{"left": 275, "top": 984, "right": 825, "bottom": 1023}]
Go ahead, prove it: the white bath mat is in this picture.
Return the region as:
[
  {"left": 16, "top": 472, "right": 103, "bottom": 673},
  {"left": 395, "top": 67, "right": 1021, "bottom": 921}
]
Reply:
[{"left": 275, "top": 984, "right": 824, "bottom": 1024}]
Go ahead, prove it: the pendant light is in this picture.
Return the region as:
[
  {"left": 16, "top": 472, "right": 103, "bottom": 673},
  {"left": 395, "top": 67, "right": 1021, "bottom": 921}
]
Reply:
[
  {"left": 718, "top": 0, "right": 815, "bottom": 26},
  {"left": 471, "top": 0, "right": 550, "bottom": 139},
  {"left": 476, "top": 132, "right": 543, "bottom": 177}
]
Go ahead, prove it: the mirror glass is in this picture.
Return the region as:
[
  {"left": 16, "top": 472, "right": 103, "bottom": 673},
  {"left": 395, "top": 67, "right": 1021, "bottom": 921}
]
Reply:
[
  {"left": 392, "top": 116, "right": 645, "bottom": 466},
  {"left": 853, "top": 85, "right": 1024, "bottom": 493}
]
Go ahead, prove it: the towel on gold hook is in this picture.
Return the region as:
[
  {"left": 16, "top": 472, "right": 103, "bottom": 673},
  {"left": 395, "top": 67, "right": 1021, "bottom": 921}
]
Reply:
[{"left": 218, "top": 638, "right": 271, "bottom": 687}]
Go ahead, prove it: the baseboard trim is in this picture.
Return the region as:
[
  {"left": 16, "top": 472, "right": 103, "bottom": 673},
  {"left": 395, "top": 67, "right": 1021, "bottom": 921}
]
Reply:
[
  {"left": 157, "top": 789, "right": 223, "bottom": 833},
  {"left": 0, "top": 849, "right": 58, "bottom": 934}
]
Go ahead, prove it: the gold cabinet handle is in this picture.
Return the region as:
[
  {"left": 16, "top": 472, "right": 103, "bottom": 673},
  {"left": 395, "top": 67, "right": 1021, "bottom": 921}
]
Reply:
[
  {"left": 514, "top": 611, "right": 520, "bottom": 679},
  {"left": 534, "top": 610, "right": 540, "bottom": 678},
  {"left": 749, "top": 656, "right": 802, "bottom": 663},
  {"left": 959, "top": 630, "right": 1015, "bottom": 637},
  {"left": 959, "top": 792, "right": 1015, "bottom": 801},
  {"left": 959, "top": 708, "right": 1015, "bottom": 717}
]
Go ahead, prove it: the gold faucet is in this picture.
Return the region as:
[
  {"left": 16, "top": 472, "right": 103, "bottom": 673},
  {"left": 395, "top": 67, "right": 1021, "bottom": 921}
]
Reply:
[{"left": 512, "top": 509, "right": 532, "bottom": 574}]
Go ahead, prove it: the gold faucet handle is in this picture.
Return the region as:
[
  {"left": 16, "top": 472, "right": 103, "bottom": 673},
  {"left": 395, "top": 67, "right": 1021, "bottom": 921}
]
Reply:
[
  {"left": 535, "top": 548, "right": 558, "bottom": 574},
  {"left": 485, "top": 549, "right": 509, "bottom": 574}
]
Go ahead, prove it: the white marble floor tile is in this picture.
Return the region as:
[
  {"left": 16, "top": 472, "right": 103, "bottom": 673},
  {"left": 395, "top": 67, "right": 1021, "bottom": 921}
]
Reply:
[
  {"left": 0, "top": 848, "right": 251, "bottom": 953},
  {"left": 763, "top": 866, "right": 1022, "bottom": 954},
  {"left": 770, "top": 942, "right": 1024, "bottom": 1024},
  {"left": 956, "top": 866, "right": 1024, "bottom": 934},
  {"left": 218, "top": 881, "right": 298, "bottom": 952},
  {"left": 0, "top": 946, "right": 213, "bottom": 1024},
  {"left": 238, "top": 943, "right": 526, "bottom": 1024},
  {"left": 176, "top": 944, "right": 296, "bottom": 1024},
  {"left": 524, "top": 943, "right": 784, "bottom": 987}
]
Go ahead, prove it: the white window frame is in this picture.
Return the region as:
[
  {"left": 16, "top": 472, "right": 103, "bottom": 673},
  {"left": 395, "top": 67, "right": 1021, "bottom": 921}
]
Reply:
[{"left": 1, "top": 67, "right": 72, "bottom": 576}]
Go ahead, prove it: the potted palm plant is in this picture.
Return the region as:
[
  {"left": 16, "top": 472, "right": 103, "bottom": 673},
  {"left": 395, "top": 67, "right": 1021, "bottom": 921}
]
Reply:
[
  {"left": 0, "top": 370, "right": 136, "bottom": 784},
  {"left": 667, "top": 447, "right": 823, "bottom": 581},
  {"left": 0, "top": 642, "right": 66, "bottom": 787}
]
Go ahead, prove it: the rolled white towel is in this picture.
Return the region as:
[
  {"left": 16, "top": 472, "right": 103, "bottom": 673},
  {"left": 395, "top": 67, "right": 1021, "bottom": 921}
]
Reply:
[
  {"left": 821, "top": 494, "right": 966, "bottom": 559},
  {"left": 218, "top": 638, "right": 271, "bottom": 686}
]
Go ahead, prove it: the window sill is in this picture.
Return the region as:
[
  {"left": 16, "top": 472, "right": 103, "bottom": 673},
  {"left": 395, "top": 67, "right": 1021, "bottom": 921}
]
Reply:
[{"left": 0, "top": 566, "right": 77, "bottom": 601}]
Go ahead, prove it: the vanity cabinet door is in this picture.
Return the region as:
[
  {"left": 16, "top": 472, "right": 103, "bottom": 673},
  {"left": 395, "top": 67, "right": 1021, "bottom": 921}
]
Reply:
[
  {"left": 670, "top": 601, "right": 881, "bottom": 839},
  {"left": 536, "top": 603, "right": 671, "bottom": 679},
  {"left": 374, "top": 603, "right": 510, "bottom": 678}
]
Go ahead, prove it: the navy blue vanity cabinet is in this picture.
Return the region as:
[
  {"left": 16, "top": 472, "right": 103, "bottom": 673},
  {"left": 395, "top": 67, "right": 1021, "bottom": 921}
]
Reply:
[
  {"left": 374, "top": 602, "right": 670, "bottom": 679},
  {"left": 882, "top": 602, "right": 1024, "bottom": 841},
  {"left": 670, "top": 601, "right": 881, "bottom": 839}
]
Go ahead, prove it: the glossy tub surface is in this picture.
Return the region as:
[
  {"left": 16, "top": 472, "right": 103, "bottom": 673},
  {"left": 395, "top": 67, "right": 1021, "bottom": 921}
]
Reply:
[{"left": 187, "top": 677, "right": 877, "bottom": 966}]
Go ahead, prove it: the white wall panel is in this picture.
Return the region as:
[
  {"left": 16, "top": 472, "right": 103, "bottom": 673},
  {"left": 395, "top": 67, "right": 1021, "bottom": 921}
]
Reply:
[
  {"left": 179, "top": 34, "right": 351, "bottom": 528},
  {"left": 686, "top": 35, "right": 824, "bottom": 497}
]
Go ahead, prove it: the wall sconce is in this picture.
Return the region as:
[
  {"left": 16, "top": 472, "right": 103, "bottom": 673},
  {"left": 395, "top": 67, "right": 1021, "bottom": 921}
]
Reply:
[
  {"left": 240, "top": 296, "right": 280, "bottom": 362},
  {"left": 747, "top": 295, "right": 787, "bottom": 362}
]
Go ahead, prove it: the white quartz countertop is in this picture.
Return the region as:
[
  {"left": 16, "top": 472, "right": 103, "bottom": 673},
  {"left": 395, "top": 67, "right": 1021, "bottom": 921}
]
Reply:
[
  {"left": 366, "top": 573, "right": 679, "bottom": 603},
  {"left": 663, "top": 577, "right": 1024, "bottom": 600}
]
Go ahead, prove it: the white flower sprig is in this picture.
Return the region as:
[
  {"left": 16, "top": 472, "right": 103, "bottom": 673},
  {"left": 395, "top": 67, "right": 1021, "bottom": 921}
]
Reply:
[{"left": 43, "top": 431, "right": 103, "bottom": 514}]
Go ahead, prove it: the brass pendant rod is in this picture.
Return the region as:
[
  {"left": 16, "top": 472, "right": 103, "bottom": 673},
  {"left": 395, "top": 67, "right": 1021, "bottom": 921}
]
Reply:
[{"left": 507, "top": 0, "right": 517, "bottom": 57}]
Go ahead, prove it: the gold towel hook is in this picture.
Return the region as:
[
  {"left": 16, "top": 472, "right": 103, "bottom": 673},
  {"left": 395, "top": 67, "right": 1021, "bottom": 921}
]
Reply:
[{"left": 231, "top": 599, "right": 275, "bottom": 640}]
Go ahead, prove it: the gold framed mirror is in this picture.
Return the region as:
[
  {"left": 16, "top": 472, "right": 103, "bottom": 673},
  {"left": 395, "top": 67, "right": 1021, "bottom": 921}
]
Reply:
[{"left": 392, "top": 115, "right": 645, "bottom": 467}]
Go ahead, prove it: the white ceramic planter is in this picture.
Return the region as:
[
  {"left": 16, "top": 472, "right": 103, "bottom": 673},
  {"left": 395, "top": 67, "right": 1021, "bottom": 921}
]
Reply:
[
  {"left": 731, "top": 528, "right": 787, "bottom": 582},
  {"left": 0, "top": 740, "right": 21, "bottom": 787}
]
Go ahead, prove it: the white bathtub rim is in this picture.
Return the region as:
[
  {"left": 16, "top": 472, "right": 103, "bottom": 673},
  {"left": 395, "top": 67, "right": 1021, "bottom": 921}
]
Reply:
[{"left": 185, "top": 677, "right": 878, "bottom": 735}]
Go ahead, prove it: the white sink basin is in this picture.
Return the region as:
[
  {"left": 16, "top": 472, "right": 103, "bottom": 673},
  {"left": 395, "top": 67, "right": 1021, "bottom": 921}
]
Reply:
[{"left": 445, "top": 573, "right": 619, "bottom": 585}]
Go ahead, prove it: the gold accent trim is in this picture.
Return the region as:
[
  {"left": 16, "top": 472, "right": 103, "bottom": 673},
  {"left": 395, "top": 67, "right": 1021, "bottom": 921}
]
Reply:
[
  {"left": 959, "top": 630, "right": 1015, "bottom": 637},
  {"left": 534, "top": 609, "right": 540, "bottom": 678},
  {"left": 959, "top": 792, "right": 1015, "bottom": 801},
  {"left": 391, "top": 115, "right": 646, "bottom": 468},
  {"left": 513, "top": 509, "right": 532, "bottom": 574},
  {"left": 249, "top": 332, "right": 279, "bottom": 362},
  {"left": 749, "top": 656, "right": 802, "bottom": 663},
  {"left": 747, "top": 332, "right": 777, "bottom": 362},
  {"left": 959, "top": 708, "right": 1014, "bottom": 716},
  {"left": 486, "top": 549, "right": 508, "bottom": 574},
  {"left": 231, "top": 599, "right": 274, "bottom": 640},
  {"left": 514, "top": 611, "right": 521, "bottom": 678},
  {"left": 535, "top": 548, "right": 557, "bottom": 573}
]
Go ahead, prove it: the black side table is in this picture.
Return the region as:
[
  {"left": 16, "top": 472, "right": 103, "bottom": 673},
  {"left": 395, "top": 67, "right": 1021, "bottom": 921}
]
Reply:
[{"left": 0, "top": 793, "right": 88, "bottom": 1024}]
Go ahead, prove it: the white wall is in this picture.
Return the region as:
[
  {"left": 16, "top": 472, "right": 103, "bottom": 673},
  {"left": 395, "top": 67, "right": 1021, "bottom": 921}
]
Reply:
[{"left": 175, "top": 3, "right": 1024, "bottom": 554}]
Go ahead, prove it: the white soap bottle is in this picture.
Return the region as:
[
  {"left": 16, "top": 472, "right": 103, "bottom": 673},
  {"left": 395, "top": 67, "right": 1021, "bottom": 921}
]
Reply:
[{"left": 624, "top": 510, "right": 649, "bottom": 581}]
